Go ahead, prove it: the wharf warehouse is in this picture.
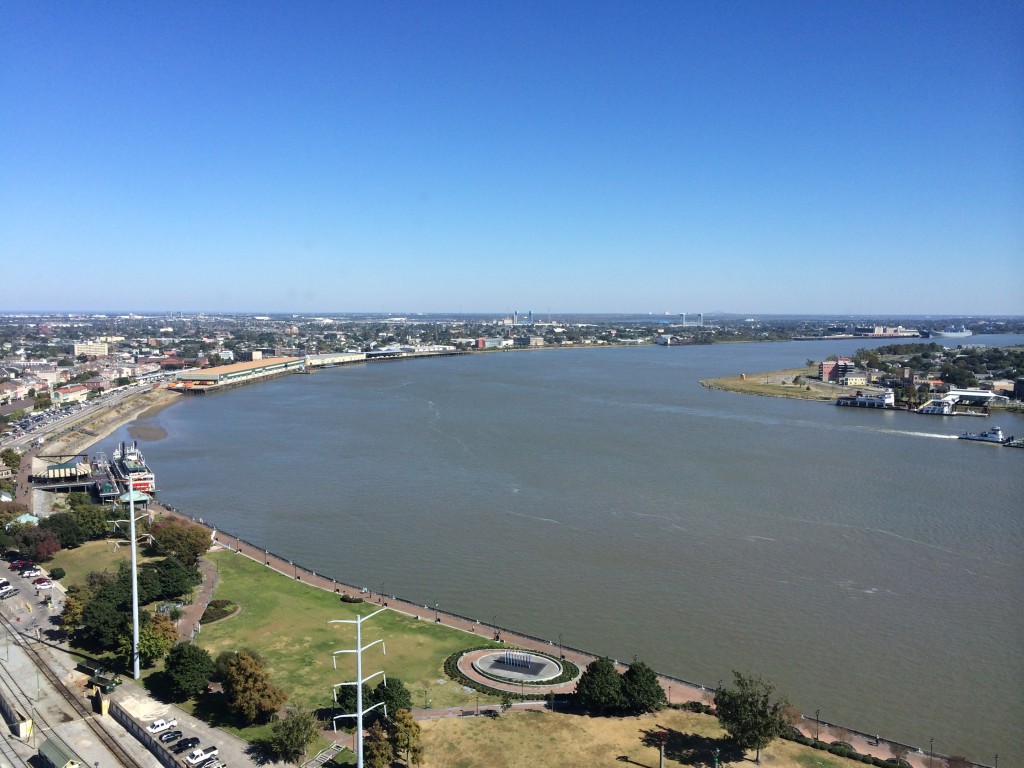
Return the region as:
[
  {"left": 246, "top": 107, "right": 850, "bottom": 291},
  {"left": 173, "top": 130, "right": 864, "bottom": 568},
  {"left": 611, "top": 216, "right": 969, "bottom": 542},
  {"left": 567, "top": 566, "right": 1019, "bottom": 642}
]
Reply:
[{"left": 170, "top": 357, "right": 303, "bottom": 393}]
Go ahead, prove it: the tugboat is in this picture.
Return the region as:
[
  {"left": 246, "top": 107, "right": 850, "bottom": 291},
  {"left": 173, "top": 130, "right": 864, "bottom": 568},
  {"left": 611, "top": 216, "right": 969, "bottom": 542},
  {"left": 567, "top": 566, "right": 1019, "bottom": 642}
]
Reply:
[{"left": 958, "top": 426, "right": 1012, "bottom": 445}]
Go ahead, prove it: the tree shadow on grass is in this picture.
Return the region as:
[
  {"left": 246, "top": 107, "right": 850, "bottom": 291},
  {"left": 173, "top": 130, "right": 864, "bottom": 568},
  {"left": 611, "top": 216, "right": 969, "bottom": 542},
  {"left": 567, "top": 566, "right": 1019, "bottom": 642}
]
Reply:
[
  {"left": 244, "top": 738, "right": 275, "bottom": 766},
  {"left": 640, "top": 727, "right": 743, "bottom": 766}
]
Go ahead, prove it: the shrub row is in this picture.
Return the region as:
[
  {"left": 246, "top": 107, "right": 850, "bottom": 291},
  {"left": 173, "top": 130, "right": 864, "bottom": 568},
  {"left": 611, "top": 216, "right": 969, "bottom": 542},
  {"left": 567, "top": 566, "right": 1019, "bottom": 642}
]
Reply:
[
  {"left": 782, "top": 734, "right": 910, "bottom": 768},
  {"left": 200, "top": 599, "right": 237, "bottom": 623}
]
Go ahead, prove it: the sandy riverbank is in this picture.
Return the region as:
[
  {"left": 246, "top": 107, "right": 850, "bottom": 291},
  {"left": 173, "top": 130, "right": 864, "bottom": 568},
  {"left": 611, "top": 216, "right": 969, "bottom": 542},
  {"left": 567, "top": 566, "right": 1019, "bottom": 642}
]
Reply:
[{"left": 43, "top": 386, "right": 182, "bottom": 457}]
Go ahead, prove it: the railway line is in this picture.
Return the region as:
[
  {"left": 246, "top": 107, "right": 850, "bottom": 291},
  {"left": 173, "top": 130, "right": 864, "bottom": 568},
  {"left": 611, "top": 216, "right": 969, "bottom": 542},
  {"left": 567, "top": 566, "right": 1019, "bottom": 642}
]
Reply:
[{"left": 0, "top": 610, "right": 146, "bottom": 768}]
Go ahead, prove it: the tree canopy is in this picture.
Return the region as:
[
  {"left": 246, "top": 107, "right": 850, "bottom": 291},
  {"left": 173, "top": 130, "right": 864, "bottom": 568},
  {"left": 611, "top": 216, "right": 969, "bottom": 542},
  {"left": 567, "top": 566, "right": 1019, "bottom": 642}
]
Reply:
[
  {"left": 621, "top": 657, "right": 666, "bottom": 714},
  {"left": 149, "top": 519, "right": 211, "bottom": 566},
  {"left": 574, "top": 656, "right": 625, "bottom": 715},
  {"left": 165, "top": 642, "right": 214, "bottom": 700},
  {"left": 222, "top": 649, "right": 287, "bottom": 724},
  {"left": 270, "top": 707, "right": 324, "bottom": 764},
  {"left": 714, "top": 671, "right": 791, "bottom": 763}
]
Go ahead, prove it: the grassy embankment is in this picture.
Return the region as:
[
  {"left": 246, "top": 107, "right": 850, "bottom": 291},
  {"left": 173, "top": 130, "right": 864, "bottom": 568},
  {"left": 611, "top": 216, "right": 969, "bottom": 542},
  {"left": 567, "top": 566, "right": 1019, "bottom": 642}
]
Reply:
[
  {"left": 700, "top": 366, "right": 842, "bottom": 401},
  {"left": 49, "top": 544, "right": 874, "bottom": 768},
  {"left": 50, "top": 544, "right": 502, "bottom": 746}
]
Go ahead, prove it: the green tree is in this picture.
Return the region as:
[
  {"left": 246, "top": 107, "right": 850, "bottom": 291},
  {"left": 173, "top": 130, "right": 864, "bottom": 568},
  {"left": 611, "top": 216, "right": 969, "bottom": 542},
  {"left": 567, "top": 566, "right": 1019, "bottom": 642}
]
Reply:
[
  {"left": 270, "top": 707, "right": 324, "bottom": 764},
  {"left": 223, "top": 649, "right": 287, "bottom": 724},
  {"left": 165, "top": 642, "right": 214, "bottom": 700},
  {"left": 41, "top": 512, "right": 85, "bottom": 548},
  {"left": 499, "top": 691, "right": 514, "bottom": 713},
  {"left": 80, "top": 592, "right": 128, "bottom": 647},
  {"left": 621, "top": 657, "right": 666, "bottom": 714},
  {"left": 389, "top": 708, "right": 422, "bottom": 765},
  {"left": 0, "top": 448, "right": 20, "bottom": 471},
  {"left": 143, "top": 556, "right": 201, "bottom": 601},
  {"left": 60, "top": 583, "right": 93, "bottom": 632},
  {"left": 149, "top": 519, "right": 211, "bottom": 566},
  {"left": 70, "top": 504, "right": 111, "bottom": 540},
  {"left": 367, "top": 678, "right": 413, "bottom": 725},
  {"left": 574, "top": 656, "right": 625, "bottom": 715},
  {"left": 118, "top": 611, "right": 177, "bottom": 668},
  {"left": 714, "top": 671, "right": 791, "bottom": 763},
  {"left": 363, "top": 721, "right": 394, "bottom": 768}
]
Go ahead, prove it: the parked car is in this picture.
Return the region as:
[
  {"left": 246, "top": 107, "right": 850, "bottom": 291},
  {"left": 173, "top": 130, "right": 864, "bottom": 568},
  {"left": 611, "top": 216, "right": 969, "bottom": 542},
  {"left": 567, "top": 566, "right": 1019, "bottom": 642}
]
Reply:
[
  {"left": 147, "top": 718, "right": 178, "bottom": 734},
  {"left": 0, "top": 588, "right": 20, "bottom": 599},
  {"left": 159, "top": 730, "right": 183, "bottom": 743},
  {"left": 20, "top": 568, "right": 43, "bottom": 578},
  {"left": 0, "top": 579, "right": 9, "bottom": 589},
  {"left": 172, "top": 738, "right": 200, "bottom": 755},
  {"left": 34, "top": 580, "right": 53, "bottom": 590},
  {"left": 186, "top": 746, "right": 219, "bottom": 765}
]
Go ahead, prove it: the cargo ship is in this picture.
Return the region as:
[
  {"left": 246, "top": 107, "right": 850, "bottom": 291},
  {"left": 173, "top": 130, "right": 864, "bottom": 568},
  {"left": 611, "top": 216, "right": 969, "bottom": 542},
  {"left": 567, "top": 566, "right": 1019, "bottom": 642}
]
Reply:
[
  {"left": 111, "top": 441, "right": 156, "bottom": 493},
  {"left": 922, "top": 325, "right": 973, "bottom": 339}
]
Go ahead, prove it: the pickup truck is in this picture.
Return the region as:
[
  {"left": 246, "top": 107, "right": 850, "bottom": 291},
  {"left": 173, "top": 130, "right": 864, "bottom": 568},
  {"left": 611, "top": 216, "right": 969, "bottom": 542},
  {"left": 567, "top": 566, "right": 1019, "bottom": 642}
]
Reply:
[{"left": 147, "top": 718, "right": 178, "bottom": 734}]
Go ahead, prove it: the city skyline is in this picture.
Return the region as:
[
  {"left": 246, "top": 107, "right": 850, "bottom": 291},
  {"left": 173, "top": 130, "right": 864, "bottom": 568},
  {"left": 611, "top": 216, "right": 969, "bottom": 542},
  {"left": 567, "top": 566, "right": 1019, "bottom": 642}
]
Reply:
[{"left": 2, "top": 2, "right": 1022, "bottom": 315}]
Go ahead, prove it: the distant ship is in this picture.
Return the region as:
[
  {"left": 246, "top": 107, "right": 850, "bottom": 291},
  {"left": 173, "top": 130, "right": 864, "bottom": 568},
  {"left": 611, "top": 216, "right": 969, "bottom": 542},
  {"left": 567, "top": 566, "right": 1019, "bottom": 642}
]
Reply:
[
  {"left": 111, "top": 440, "right": 156, "bottom": 493},
  {"left": 922, "top": 325, "right": 973, "bottom": 339}
]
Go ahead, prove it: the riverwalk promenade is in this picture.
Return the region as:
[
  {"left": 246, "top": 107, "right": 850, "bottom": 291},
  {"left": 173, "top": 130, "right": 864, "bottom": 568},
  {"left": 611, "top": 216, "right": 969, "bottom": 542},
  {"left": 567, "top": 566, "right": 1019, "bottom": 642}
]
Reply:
[{"left": 160, "top": 501, "right": 949, "bottom": 768}]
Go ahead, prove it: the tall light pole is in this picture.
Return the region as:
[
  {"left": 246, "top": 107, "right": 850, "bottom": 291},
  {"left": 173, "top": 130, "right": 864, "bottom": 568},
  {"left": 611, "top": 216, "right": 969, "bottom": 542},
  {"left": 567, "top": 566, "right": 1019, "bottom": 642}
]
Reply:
[
  {"left": 433, "top": 601, "right": 440, "bottom": 623},
  {"left": 330, "top": 607, "right": 387, "bottom": 768},
  {"left": 112, "top": 489, "right": 146, "bottom": 680},
  {"left": 814, "top": 709, "right": 820, "bottom": 741}
]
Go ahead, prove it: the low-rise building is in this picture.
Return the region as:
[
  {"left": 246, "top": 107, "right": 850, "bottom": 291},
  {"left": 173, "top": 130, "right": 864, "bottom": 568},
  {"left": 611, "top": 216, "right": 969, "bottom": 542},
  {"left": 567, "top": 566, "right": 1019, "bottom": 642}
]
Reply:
[{"left": 52, "top": 384, "right": 90, "bottom": 405}]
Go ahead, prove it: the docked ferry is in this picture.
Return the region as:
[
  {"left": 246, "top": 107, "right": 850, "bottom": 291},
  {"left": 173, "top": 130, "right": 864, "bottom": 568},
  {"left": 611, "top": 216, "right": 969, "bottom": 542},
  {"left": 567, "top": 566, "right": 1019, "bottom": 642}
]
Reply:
[
  {"left": 111, "top": 441, "right": 156, "bottom": 493},
  {"left": 835, "top": 389, "right": 896, "bottom": 409}
]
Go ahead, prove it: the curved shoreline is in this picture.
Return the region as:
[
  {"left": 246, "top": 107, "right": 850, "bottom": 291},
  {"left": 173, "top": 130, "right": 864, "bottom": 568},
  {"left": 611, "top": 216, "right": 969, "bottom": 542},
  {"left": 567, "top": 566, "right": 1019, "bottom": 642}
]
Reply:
[{"left": 31, "top": 377, "right": 991, "bottom": 765}]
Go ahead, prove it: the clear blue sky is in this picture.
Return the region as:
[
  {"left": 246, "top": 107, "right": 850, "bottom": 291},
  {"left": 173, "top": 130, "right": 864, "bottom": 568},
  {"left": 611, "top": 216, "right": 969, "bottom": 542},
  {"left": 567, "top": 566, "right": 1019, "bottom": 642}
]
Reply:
[{"left": 2, "top": 1, "right": 1022, "bottom": 315}]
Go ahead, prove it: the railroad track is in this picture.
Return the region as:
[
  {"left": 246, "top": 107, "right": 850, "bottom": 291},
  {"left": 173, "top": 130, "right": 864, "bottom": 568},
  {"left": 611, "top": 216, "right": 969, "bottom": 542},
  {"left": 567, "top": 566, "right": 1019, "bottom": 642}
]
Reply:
[{"left": 0, "top": 612, "right": 146, "bottom": 768}]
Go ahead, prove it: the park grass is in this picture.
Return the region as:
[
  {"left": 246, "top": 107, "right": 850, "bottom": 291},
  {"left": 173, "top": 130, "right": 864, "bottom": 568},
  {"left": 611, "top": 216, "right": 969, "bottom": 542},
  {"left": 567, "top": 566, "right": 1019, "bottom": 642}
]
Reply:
[
  {"left": 46, "top": 538, "right": 159, "bottom": 586},
  {"left": 701, "top": 367, "right": 838, "bottom": 401},
  {"left": 419, "top": 708, "right": 869, "bottom": 768},
  {"left": 195, "top": 550, "right": 503, "bottom": 715}
]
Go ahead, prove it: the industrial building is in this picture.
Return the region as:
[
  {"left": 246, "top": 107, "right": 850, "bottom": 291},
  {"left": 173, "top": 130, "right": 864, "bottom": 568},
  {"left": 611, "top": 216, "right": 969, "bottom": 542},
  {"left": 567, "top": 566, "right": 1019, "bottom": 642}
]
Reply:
[{"left": 170, "top": 357, "right": 303, "bottom": 393}]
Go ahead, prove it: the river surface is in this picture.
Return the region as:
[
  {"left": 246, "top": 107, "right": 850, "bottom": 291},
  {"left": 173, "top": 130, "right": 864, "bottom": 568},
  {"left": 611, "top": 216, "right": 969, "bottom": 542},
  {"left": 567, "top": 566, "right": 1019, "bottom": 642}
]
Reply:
[{"left": 101, "top": 336, "right": 1024, "bottom": 760}]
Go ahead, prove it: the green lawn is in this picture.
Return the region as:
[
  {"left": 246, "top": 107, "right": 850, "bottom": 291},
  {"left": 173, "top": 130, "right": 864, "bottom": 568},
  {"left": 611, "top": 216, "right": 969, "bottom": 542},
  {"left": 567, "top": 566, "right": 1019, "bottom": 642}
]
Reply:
[
  {"left": 46, "top": 538, "right": 159, "bottom": 587},
  {"left": 196, "top": 551, "right": 502, "bottom": 713}
]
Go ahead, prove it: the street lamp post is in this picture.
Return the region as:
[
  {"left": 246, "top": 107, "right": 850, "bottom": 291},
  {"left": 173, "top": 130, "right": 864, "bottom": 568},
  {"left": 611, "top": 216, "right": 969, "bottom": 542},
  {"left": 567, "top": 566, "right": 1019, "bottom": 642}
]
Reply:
[
  {"left": 558, "top": 633, "right": 563, "bottom": 659},
  {"left": 655, "top": 731, "right": 667, "bottom": 768},
  {"left": 434, "top": 601, "right": 440, "bottom": 623},
  {"left": 929, "top": 739, "right": 933, "bottom": 768}
]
